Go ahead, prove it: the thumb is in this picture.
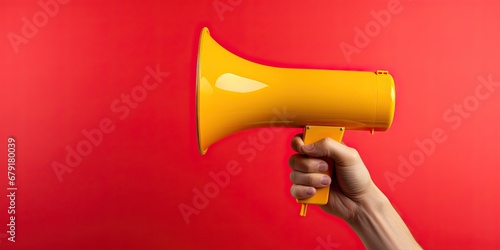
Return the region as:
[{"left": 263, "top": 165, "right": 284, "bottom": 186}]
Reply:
[{"left": 301, "top": 138, "right": 359, "bottom": 165}]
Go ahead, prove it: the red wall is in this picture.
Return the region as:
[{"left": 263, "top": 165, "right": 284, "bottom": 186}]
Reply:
[{"left": 1, "top": 0, "right": 500, "bottom": 249}]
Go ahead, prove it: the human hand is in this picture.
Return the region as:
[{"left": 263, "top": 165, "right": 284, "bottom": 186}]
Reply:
[
  {"left": 289, "top": 134, "right": 422, "bottom": 249},
  {"left": 289, "top": 134, "right": 384, "bottom": 221}
]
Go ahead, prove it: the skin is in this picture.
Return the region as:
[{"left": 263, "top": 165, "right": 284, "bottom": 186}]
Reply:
[{"left": 289, "top": 134, "right": 422, "bottom": 250}]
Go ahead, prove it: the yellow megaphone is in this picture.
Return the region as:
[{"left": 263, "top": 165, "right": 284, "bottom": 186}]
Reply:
[{"left": 196, "top": 27, "right": 395, "bottom": 216}]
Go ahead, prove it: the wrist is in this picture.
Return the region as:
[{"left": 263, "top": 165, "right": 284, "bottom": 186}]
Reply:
[
  {"left": 350, "top": 182, "right": 390, "bottom": 222},
  {"left": 347, "top": 186, "right": 391, "bottom": 229},
  {"left": 346, "top": 183, "right": 422, "bottom": 250}
]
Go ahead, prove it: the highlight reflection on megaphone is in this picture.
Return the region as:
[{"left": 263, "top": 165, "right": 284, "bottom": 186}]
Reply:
[{"left": 196, "top": 27, "right": 395, "bottom": 216}]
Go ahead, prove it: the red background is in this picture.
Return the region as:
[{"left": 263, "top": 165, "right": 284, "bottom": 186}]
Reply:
[{"left": 1, "top": 0, "right": 500, "bottom": 249}]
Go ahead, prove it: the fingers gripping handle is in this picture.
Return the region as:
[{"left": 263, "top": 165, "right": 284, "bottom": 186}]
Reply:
[{"left": 297, "top": 125, "right": 345, "bottom": 216}]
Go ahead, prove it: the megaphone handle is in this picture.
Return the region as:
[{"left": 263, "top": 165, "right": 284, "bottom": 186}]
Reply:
[{"left": 297, "top": 125, "right": 345, "bottom": 216}]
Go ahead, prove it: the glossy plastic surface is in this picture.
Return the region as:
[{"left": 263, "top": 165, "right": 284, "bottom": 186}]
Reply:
[{"left": 196, "top": 27, "right": 395, "bottom": 154}]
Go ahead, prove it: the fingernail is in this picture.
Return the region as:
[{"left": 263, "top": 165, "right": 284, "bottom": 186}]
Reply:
[
  {"left": 320, "top": 176, "right": 331, "bottom": 186},
  {"left": 306, "top": 187, "right": 316, "bottom": 195},
  {"left": 303, "top": 144, "right": 314, "bottom": 151},
  {"left": 318, "top": 163, "right": 328, "bottom": 172}
]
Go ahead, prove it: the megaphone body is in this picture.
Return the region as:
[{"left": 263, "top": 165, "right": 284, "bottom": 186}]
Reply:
[{"left": 196, "top": 27, "right": 395, "bottom": 216}]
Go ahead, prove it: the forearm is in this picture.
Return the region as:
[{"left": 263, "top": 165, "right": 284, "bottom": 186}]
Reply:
[{"left": 347, "top": 188, "right": 422, "bottom": 250}]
